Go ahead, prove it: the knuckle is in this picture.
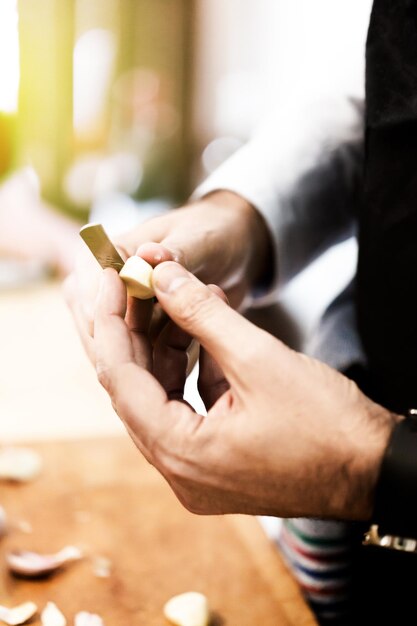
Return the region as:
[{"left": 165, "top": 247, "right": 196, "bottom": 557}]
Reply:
[
  {"left": 171, "top": 247, "right": 186, "bottom": 266},
  {"left": 96, "top": 364, "right": 112, "bottom": 392},
  {"left": 162, "top": 240, "right": 186, "bottom": 266},
  {"left": 96, "top": 362, "right": 122, "bottom": 395},
  {"left": 96, "top": 363, "right": 133, "bottom": 418}
]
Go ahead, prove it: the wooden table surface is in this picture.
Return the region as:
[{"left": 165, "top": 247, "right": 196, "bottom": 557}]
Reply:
[
  {"left": 0, "top": 281, "right": 317, "bottom": 625},
  {"left": 0, "top": 437, "right": 316, "bottom": 625}
]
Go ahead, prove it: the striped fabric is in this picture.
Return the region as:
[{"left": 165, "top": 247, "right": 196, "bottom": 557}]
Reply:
[{"left": 277, "top": 518, "right": 353, "bottom": 623}]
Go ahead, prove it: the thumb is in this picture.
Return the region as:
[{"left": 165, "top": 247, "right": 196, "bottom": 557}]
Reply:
[{"left": 152, "top": 262, "right": 274, "bottom": 380}]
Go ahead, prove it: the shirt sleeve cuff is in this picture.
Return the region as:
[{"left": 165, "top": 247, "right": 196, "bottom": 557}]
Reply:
[
  {"left": 191, "top": 96, "right": 363, "bottom": 306},
  {"left": 191, "top": 142, "right": 281, "bottom": 306}
]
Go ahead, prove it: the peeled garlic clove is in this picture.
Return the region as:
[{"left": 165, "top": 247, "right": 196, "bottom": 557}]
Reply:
[
  {"left": 0, "top": 602, "right": 37, "bottom": 625},
  {"left": 119, "top": 256, "right": 155, "bottom": 299},
  {"left": 0, "top": 506, "right": 7, "bottom": 538},
  {"left": 0, "top": 447, "right": 42, "bottom": 481},
  {"left": 41, "top": 603, "right": 66, "bottom": 626},
  {"left": 163, "top": 592, "right": 209, "bottom": 626},
  {"left": 74, "top": 612, "right": 104, "bottom": 626},
  {"left": 6, "top": 545, "right": 83, "bottom": 577}
]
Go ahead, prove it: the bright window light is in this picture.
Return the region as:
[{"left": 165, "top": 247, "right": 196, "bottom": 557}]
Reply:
[
  {"left": 0, "top": 0, "right": 20, "bottom": 114},
  {"left": 73, "top": 29, "right": 116, "bottom": 135}
]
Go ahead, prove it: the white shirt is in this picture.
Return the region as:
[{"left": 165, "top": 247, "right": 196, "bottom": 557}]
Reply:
[{"left": 193, "top": 95, "right": 367, "bottom": 373}]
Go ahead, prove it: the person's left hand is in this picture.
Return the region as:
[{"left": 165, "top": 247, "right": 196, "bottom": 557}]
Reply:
[
  {"left": 93, "top": 263, "right": 398, "bottom": 520},
  {"left": 63, "top": 191, "right": 270, "bottom": 364}
]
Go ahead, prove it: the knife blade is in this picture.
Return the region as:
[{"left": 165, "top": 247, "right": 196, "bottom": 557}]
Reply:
[{"left": 79, "top": 223, "right": 125, "bottom": 272}]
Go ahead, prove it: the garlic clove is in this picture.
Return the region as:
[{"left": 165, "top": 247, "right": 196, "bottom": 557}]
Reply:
[
  {"left": 0, "top": 447, "right": 42, "bottom": 482},
  {"left": 74, "top": 612, "right": 104, "bottom": 626},
  {"left": 0, "top": 602, "right": 37, "bottom": 625},
  {"left": 163, "top": 592, "right": 209, "bottom": 626},
  {"left": 40, "top": 602, "right": 66, "bottom": 626},
  {"left": 6, "top": 545, "right": 83, "bottom": 577},
  {"left": 119, "top": 256, "right": 155, "bottom": 299}
]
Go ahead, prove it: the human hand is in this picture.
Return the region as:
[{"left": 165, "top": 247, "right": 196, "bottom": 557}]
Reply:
[
  {"left": 64, "top": 190, "right": 271, "bottom": 363},
  {"left": 93, "top": 262, "right": 399, "bottom": 521}
]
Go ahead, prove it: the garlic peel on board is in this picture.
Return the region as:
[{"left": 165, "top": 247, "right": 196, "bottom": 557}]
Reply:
[
  {"left": 0, "top": 602, "right": 37, "bottom": 625},
  {"left": 74, "top": 612, "right": 104, "bottom": 626},
  {"left": 92, "top": 555, "right": 112, "bottom": 578},
  {"left": 6, "top": 545, "right": 83, "bottom": 577},
  {"left": 119, "top": 256, "right": 155, "bottom": 299},
  {"left": 40, "top": 602, "right": 66, "bottom": 626},
  {"left": 163, "top": 592, "right": 209, "bottom": 626}
]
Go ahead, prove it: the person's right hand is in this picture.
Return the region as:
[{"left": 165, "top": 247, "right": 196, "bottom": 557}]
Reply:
[
  {"left": 63, "top": 190, "right": 272, "bottom": 363},
  {"left": 92, "top": 262, "right": 400, "bottom": 521}
]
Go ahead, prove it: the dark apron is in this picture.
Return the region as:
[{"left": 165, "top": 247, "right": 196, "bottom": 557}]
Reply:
[{"left": 350, "top": 1, "right": 417, "bottom": 622}]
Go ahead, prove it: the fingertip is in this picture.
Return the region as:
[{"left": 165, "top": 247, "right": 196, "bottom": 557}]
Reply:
[
  {"left": 97, "top": 267, "right": 126, "bottom": 316},
  {"left": 135, "top": 242, "right": 176, "bottom": 267},
  {"left": 99, "top": 266, "right": 119, "bottom": 293}
]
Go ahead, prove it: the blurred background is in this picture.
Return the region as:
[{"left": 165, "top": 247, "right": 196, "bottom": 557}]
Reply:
[
  {"left": 0, "top": 0, "right": 373, "bottom": 440},
  {"left": 0, "top": 0, "right": 371, "bottom": 224}
]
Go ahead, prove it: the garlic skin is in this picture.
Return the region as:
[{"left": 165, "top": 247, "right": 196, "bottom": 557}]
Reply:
[
  {"left": 119, "top": 256, "right": 155, "bottom": 299},
  {"left": 74, "top": 612, "right": 104, "bottom": 626},
  {"left": 40, "top": 602, "right": 66, "bottom": 626},
  {"left": 0, "top": 602, "right": 38, "bottom": 625},
  {"left": 6, "top": 545, "right": 83, "bottom": 577},
  {"left": 0, "top": 447, "right": 42, "bottom": 481},
  {"left": 163, "top": 592, "right": 209, "bottom": 626},
  {"left": 92, "top": 556, "right": 112, "bottom": 578}
]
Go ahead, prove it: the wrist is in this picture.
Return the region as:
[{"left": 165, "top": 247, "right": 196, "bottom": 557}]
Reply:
[
  {"left": 344, "top": 401, "right": 402, "bottom": 521},
  {"left": 199, "top": 190, "right": 273, "bottom": 288}
]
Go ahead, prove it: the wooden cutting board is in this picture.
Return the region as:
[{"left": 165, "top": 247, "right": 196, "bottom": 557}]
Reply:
[{"left": 0, "top": 436, "right": 316, "bottom": 625}]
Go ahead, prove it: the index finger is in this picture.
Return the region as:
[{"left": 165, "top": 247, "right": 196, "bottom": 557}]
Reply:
[
  {"left": 93, "top": 269, "right": 172, "bottom": 450},
  {"left": 135, "top": 242, "right": 182, "bottom": 266}
]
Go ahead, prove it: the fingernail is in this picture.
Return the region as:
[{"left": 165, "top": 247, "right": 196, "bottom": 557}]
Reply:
[{"left": 153, "top": 262, "right": 191, "bottom": 293}]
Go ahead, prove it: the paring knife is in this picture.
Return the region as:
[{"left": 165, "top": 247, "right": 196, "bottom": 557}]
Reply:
[
  {"left": 79, "top": 223, "right": 125, "bottom": 272},
  {"left": 80, "top": 222, "right": 196, "bottom": 366},
  {"left": 79, "top": 222, "right": 155, "bottom": 299}
]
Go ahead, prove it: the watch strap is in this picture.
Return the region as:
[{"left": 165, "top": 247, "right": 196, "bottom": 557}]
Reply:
[{"left": 372, "top": 411, "right": 417, "bottom": 540}]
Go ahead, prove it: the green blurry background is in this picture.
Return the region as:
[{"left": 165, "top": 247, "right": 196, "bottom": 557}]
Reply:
[
  {"left": 0, "top": 0, "right": 371, "bottom": 225},
  {"left": 0, "top": 0, "right": 196, "bottom": 219}
]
